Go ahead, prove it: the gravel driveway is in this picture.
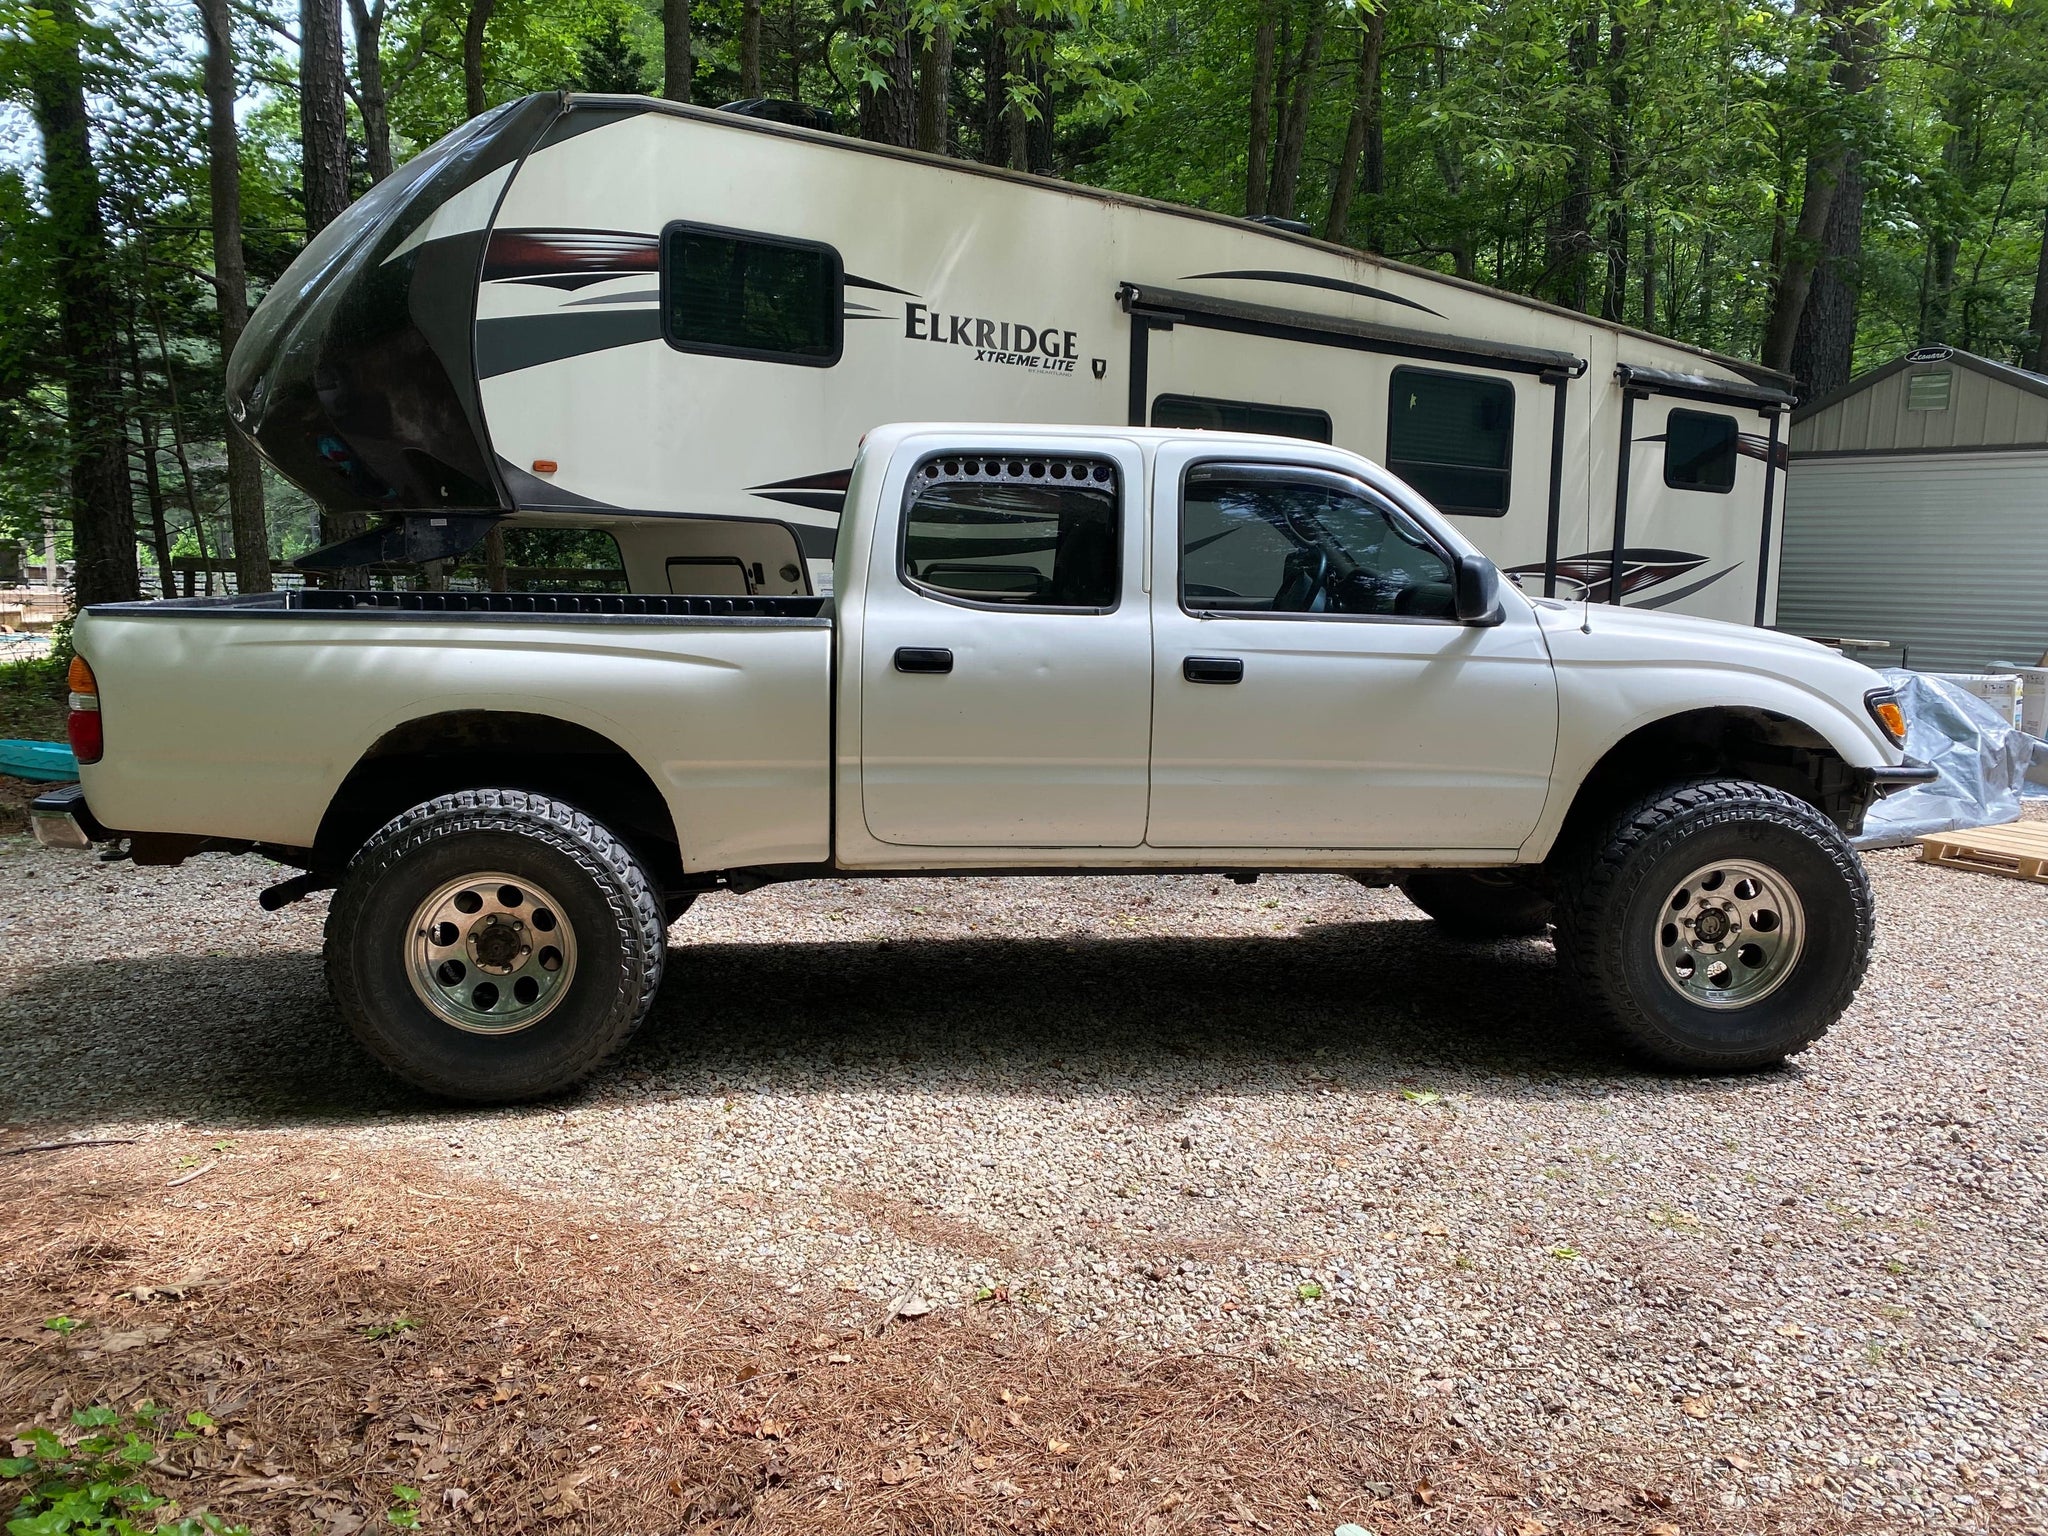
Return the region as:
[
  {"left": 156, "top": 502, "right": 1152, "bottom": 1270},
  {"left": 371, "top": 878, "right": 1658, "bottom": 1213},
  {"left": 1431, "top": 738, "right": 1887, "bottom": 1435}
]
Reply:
[{"left": 1, "top": 831, "right": 2043, "bottom": 1531}]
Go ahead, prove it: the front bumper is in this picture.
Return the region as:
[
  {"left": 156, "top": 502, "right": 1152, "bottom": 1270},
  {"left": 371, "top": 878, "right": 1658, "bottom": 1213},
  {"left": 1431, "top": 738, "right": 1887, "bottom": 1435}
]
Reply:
[
  {"left": 28, "top": 784, "right": 109, "bottom": 850},
  {"left": 1861, "top": 761, "right": 1939, "bottom": 795}
]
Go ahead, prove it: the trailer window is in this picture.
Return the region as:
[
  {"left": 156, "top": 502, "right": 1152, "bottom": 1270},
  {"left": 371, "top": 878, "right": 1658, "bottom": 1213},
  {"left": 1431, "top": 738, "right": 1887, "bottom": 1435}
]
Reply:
[
  {"left": 901, "top": 457, "right": 1120, "bottom": 610},
  {"left": 661, "top": 223, "right": 841, "bottom": 366},
  {"left": 1180, "top": 464, "right": 1456, "bottom": 620},
  {"left": 1385, "top": 367, "right": 1514, "bottom": 517},
  {"left": 1151, "top": 395, "right": 1333, "bottom": 443},
  {"left": 1664, "top": 409, "right": 1738, "bottom": 493}
]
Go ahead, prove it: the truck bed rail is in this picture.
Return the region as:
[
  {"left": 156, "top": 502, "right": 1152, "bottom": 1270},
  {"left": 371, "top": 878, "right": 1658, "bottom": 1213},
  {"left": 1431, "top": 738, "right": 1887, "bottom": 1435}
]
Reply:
[{"left": 87, "top": 591, "right": 830, "bottom": 623}]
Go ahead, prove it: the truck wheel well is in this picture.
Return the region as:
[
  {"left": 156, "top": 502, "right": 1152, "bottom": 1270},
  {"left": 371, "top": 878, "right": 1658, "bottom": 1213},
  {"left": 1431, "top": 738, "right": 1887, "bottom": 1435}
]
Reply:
[
  {"left": 317, "top": 711, "right": 683, "bottom": 888},
  {"left": 1555, "top": 707, "right": 1869, "bottom": 852}
]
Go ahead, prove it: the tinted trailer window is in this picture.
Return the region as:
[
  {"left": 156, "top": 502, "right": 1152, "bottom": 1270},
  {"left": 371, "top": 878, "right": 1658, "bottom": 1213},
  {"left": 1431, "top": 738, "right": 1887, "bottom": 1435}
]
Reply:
[{"left": 661, "top": 224, "right": 842, "bottom": 365}]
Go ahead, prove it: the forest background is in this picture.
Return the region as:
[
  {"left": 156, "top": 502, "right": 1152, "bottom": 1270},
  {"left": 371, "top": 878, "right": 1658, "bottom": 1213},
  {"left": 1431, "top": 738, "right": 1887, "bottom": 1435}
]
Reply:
[{"left": 3, "top": 0, "right": 2046, "bottom": 605}]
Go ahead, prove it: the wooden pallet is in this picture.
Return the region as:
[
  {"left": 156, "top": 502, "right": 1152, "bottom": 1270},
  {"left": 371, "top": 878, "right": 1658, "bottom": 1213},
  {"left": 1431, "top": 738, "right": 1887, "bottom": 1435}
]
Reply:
[{"left": 1918, "top": 821, "right": 2048, "bottom": 884}]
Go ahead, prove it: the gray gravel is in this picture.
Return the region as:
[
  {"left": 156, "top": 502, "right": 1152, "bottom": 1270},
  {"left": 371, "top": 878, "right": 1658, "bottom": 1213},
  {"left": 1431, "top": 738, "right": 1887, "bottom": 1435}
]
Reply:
[{"left": 1, "top": 826, "right": 2045, "bottom": 1530}]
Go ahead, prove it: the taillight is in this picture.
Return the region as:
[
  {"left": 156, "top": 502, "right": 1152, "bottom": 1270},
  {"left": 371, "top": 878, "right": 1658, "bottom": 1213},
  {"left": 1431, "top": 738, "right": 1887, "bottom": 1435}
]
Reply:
[{"left": 67, "top": 654, "right": 103, "bottom": 765}]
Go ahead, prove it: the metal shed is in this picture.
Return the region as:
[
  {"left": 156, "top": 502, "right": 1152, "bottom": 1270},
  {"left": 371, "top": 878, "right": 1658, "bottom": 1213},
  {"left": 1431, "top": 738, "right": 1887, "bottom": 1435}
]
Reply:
[{"left": 1776, "top": 346, "right": 2048, "bottom": 672}]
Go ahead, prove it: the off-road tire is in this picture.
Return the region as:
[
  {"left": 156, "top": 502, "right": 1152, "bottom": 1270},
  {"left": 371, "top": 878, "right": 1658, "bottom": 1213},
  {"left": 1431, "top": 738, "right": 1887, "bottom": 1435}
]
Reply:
[
  {"left": 1554, "top": 779, "right": 1874, "bottom": 1072},
  {"left": 1402, "top": 870, "right": 1553, "bottom": 938},
  {"left": 325, "top": 789, "right": 666, "bottom": 1102}
]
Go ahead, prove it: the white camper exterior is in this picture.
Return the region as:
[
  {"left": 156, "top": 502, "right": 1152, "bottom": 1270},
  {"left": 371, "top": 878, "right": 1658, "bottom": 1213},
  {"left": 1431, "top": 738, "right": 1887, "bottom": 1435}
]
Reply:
[{"left": 231, "top": 92, "right": 1796, "bottom": 622}]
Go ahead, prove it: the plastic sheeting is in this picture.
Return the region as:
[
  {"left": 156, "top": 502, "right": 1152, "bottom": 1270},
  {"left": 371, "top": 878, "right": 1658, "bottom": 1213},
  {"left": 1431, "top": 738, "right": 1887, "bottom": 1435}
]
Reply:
[{"left": 1854, "top": 669, "right": 2048, "bottom": 849}]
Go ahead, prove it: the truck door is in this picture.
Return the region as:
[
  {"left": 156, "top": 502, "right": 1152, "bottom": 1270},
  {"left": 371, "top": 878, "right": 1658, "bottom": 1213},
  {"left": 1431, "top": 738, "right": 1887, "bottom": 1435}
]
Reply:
[
  {"left": 857, "top": 443, "right": 1152, "bottom": 847},
  {"left": 1146, "top": 442, "right": 1558, "bottom": 851}
]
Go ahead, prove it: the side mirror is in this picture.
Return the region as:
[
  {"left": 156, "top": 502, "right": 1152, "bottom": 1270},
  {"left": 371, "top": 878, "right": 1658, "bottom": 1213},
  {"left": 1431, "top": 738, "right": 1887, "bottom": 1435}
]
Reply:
[{"left": 1453, "top": 553, "right": 1503, "bottom": 625}]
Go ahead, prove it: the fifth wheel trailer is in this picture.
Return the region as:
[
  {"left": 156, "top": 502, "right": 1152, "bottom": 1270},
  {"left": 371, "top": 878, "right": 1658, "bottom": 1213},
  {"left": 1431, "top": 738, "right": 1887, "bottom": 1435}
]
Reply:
[{"left": 230, "top": 90, "right": 1796, "bottom": 622}]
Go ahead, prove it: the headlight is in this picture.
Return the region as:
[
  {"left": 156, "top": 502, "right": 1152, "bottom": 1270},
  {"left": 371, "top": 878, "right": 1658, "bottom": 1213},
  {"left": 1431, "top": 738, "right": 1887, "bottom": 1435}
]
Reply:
[{"left": 1865, "top": 688, "right": 1907, "bottom": 747}]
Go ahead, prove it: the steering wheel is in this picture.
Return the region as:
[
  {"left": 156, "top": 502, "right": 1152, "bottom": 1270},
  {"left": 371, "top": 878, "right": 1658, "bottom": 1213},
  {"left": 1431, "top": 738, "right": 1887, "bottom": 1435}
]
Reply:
[{"left": 1273, "top": 547, "right": 1331, "bottom": 612}]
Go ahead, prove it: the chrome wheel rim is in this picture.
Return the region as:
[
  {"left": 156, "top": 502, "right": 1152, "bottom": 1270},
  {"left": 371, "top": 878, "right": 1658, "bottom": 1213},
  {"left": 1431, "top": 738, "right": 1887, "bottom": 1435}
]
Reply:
[
  {"left": 1655, "top": 859, "right": 1805, "bottom": 1009},
  {"left": 405, "top": 871, "right": 578, "bottom": 1035}
]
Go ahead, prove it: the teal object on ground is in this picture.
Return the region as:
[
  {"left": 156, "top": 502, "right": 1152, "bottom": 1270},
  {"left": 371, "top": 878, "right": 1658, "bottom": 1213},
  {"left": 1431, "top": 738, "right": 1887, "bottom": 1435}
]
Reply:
[{"left": 0, "top": 738, "right": 77, "bottom": 782}]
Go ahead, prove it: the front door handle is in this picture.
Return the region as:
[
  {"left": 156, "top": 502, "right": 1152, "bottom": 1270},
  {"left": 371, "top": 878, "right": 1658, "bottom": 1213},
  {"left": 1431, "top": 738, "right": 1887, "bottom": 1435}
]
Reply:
[
  {"left": 895, "top": 646, "right": 954, "bottom": 674},
  {"left": 1183, "top": 655, "right": 1244, "bottom": 684}
]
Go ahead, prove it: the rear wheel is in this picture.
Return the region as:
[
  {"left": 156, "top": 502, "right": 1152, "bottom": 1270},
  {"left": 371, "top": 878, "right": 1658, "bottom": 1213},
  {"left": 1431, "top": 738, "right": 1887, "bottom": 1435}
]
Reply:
[
  {"left": 326, "top": 789, "right": 665, "bottom": 1102},
  {"left": 1554, "top": 779, "right": 1873, "bottom": 1071},
  {"left": 1401, "top": 870, "right": 1552, "bottom": 938}
]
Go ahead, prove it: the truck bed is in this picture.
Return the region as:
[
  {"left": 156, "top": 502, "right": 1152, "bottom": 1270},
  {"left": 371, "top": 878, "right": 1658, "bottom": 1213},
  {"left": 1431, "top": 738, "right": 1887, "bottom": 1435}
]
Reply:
[{"left": 73, "top": 593, "right": 834, "bottom": 869}]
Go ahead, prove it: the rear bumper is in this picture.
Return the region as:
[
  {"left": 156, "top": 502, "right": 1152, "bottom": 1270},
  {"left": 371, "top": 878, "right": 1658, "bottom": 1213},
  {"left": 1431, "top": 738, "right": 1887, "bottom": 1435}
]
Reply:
[{"left": 28, "top": 784, "right": 110, "bottom": 850}]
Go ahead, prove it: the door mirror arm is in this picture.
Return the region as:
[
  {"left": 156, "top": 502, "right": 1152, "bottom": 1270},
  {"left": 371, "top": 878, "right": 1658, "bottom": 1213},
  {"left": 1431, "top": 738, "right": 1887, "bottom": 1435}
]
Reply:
[{"left": 1453, "top": 554, "right": 1505, "bottom": 626}]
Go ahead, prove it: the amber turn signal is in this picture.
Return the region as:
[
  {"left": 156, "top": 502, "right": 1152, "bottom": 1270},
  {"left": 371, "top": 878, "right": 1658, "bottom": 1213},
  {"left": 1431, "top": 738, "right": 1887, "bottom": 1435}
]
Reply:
[
  {"left": 1865, "top": 690, "right": 1907, "bottom": 746},
  {"left": 531, "top": 459, "right": 559, "bottom": 474},
  {"left": 67, "top": 654, "right": 97, "bottom": 694}
]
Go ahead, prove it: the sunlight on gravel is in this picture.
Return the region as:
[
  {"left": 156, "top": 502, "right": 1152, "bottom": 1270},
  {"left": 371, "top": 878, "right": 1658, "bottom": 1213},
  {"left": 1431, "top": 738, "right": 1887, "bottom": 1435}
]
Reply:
[{"left": 1, "top": 830, "right": 2043, "bottom": 1528}]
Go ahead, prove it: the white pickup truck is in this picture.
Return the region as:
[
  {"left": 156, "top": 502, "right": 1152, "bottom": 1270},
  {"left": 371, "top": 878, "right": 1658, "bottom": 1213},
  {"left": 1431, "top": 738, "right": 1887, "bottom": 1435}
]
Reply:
[{"left": 34, "top": 424, "right": 1929, "bottom": 1101}]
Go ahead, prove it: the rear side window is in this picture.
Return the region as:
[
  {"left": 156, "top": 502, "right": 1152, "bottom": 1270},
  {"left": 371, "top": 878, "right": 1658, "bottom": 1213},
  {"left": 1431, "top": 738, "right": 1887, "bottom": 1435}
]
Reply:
[
  {"left": 661, "top": 222, "right": 841, "bottom": 366},
  {"left": 1385, "top": 367, "right": 1514, "bottom": 517},
  {"left": 1152, "top": 394, "right": 1333, "bottom": 443},
  {"left": 1664, "top": 409, "right": 1738, "bottom": 492},
  {"left": 901, "top": 456, "right": 1120, "bottom": 610}
]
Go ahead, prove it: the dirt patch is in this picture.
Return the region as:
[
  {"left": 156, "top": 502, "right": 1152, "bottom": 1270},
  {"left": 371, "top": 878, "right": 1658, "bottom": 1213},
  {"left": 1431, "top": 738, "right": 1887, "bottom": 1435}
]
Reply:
[
  {"left": 0, "top": 1136, "right": 1868, "bottom": 1536},
  {"left": 0, "top": 777, "right": 37, "bottom": 837}
]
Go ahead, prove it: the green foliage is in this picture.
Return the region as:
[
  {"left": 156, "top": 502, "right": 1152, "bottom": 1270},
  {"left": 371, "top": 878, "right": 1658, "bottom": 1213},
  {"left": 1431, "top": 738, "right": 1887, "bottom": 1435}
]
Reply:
[
  {"left": 0, "top": 1405, "right": 250, "bottom": 1536},
  {"left": 384, "top": 1486, "right": 421, "bottom": 1531}
]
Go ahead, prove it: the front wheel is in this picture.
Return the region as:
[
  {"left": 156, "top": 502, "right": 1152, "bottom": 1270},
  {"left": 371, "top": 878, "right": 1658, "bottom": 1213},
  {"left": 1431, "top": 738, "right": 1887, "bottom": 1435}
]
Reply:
[
  {"left": 1553, "top": 779, "right": 1874, "bottom": 1072},
  {"left": 326, "top": 789, "right": 666, "bottom": 1102}
]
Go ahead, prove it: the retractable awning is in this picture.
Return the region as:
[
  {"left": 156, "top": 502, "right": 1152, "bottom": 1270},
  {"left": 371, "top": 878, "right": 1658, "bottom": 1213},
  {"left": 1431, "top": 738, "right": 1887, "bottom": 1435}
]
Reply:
[{"left": 1118, "top": 282, "right": 1587, "bottom": 378}]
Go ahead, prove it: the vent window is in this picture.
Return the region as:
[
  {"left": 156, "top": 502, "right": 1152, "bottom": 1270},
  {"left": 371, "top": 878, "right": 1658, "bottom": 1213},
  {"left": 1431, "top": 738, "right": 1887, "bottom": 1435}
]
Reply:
[
  {"left": 1385, "top": 367, "right": 1514, "bottom": 517},
  {"left": 1906, "top": 369, "right": 1953, "bottom": 411},
  {"left": 661, "top": 223, "right": 841, "bottom": 366}
]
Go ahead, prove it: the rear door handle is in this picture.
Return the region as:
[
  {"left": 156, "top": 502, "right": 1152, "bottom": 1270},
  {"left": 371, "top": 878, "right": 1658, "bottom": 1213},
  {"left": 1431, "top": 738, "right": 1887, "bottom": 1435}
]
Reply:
[
  {"left": 894, "top": 646, "right": 954, "bottom": 674},
  {"left": 1183, "top": 655, "right": 1244, "bottom": 684}
]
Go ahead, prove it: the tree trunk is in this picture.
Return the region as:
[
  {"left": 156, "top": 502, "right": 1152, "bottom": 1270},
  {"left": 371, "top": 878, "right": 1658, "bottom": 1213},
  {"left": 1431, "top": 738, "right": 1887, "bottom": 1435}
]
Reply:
[
  {"left": 2024, "top": 202, "right": 2048, "bottom": 373},
  {"left": 464, "top": 0, "right": 501, "bottom": 118},
  {"left": 484, "top": 526, "right": 508, "bottom": 592},
  {"left": 662, "top": 0, "right": 691, "bottom": 103},
  {"left": 1790, "top": 150, "right": 1863, "bottom": 396},
  {"left": 137, "top": 416, "right": 174, "bottom": 595},
  {"left": 1550, "top": 13, "right": 1599, "bottom": 311},
  {"left": 200, "top": 0, "right": 272, "bottom": 593},
  {"left": 1639, "top": 213, "right": 1656, "bottom": 331},
  {"left": 740, "top": 0, "right": 763, "bottom": 97},
  {"left": 916, "top": 23, "right": 953, "bottom": 154},
  {"left": 1245, "top": 0, "right": 1279, "bottom": 217},
  {"left": 1762, "top": 146, "right": 1842, "bottom": 374},
  {"left": 858, "top": 0, "right": 918, "bottom": 147},
  {"left": 27, "top": 0, "right": 140, "bottom": 608},
  {"left": 299, "top": 0, "right": 350, "bottom": 233},
  {"left": 1267, "top": 1, "right": 1328, "bottom": 220},
  {"left": 1323, "top": 4, "right": 1385, "bottom": 245},
  {"left": 1763, "top": 0, "right": 1869, "bottom": 376},
  {"left": 1600, "top": 8, "right": 1628, "bottom": 323},
  {"left": 348, "top": 0, "right": 393, "bottom": 183}
]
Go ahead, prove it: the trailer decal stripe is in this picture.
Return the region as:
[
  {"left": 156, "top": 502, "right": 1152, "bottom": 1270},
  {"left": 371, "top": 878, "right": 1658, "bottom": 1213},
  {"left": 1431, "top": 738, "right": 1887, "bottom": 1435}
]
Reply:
[
  {"left": 475, "top": 311, "right": 664, "bottom": 377},
  {"left": 1180, "top": 269, "right": 1443, "bottom": 318}
]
